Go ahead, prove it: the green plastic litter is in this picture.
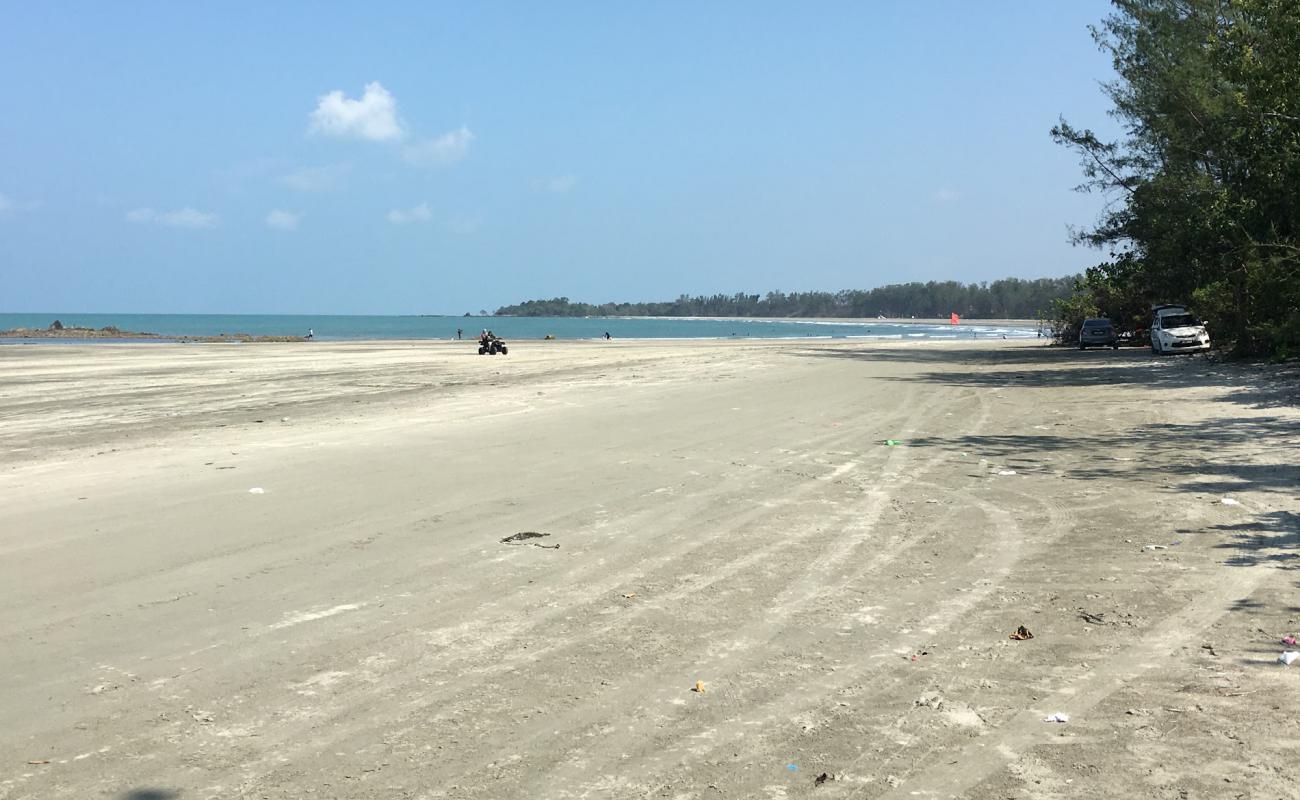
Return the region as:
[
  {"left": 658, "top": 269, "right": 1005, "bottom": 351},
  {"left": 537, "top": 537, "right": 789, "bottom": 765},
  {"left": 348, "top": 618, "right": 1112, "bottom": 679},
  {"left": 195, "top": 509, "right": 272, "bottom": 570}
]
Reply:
[{"left": 884, "top": 439, "right": 903, "bottom": 446}]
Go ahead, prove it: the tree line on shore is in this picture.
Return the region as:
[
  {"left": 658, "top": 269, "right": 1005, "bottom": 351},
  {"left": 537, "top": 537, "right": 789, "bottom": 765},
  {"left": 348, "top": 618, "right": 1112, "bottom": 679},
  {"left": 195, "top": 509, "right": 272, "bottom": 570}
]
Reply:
[
  {"left": 495, "top": 277, "right": 1076, "bottom": 320},
  {"left": 1051, "top": 0, "right": 1300, "bottom": 357}
]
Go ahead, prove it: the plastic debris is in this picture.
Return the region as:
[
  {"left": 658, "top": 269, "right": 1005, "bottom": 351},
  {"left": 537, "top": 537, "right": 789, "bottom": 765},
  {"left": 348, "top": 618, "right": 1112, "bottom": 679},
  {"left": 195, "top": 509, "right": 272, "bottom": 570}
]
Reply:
[
  {"left": 693, "top": 681, "right": 706, "bottom": 693},
  {"left": 27, "top": 760, "right": 50, "bottom": 765},
  {"left": 1220, "top": 497, "right": 1242, "bottom": 506},
  {"left": 1043, "top": 713, "right": 1069, "bottom": 723},
  {"left": 787, "top": 763, "right": 798, "bottom": 772},
  {"left": 996, "top": 469, "right": 1017, "bottom": 476},
  {"left": 1284, "top": 635, "right": 1297, "bottom": 646},
  {"left": 622, "top": 592, "right": 636, "bottom": 599},
  {"left": 1280, "top": 652, "right": 1299, "bottom": 666},
  {"left": 1143, "top": 544, "right": 1168, "bottom": 551},
  {"left": 501, "top": 531, "right": 560, "bottom": 549},
  {"left": 248, "top": 487, "right": 265, "bottom": 494},
  {"left": 883, "top": 439, "right": 903, "bottom": 446},
  {"left": 814, "top": 772, "right": 832, "bottom": 786},
  {"left": 1009, "top": 625, "right": 1034, "bottom": 641}
]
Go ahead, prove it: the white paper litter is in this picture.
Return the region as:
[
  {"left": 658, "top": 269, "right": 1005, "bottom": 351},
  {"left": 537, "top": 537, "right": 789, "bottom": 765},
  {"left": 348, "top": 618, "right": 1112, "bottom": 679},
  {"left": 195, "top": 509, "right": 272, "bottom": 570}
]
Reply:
[
  {"left": 1220, "top": 497, "right": 1241, "bottom": 506},
  {"left": 1044, "top": 713, "right": 1069, "bottom": 723},
  {"left": 997, "top": 470, "right": 1018, "bottom": 476},
  {"left": 248, "top": 487, "right": 265, "bottom": 494},
  {"left": 1280, "top": 651, "right": 1299, "bottom": 666}
]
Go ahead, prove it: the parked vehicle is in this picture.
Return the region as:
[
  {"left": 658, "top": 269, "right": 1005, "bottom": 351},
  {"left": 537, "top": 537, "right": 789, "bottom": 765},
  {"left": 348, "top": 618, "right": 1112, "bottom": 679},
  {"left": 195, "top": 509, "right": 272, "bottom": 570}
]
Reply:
[
  {"left": 1149, "top": 305, "right": 1210, "bottom": 354},
  {"left": 1078, "top": 317, "right": 1119, "bottom": 350}
]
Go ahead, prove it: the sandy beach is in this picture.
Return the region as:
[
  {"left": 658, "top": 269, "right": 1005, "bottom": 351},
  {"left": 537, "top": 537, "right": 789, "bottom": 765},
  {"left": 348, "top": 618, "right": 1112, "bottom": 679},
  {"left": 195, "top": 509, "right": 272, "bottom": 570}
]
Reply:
[{"left": 2, "top": 338, "right": 1297, "bottom": 800}]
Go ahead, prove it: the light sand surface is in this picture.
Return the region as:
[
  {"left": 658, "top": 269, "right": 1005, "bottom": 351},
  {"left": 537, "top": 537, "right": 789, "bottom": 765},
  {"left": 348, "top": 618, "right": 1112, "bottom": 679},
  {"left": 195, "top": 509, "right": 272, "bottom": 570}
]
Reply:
[{"left": 1, "top": 338, "right": 1298, "bottom": 799}]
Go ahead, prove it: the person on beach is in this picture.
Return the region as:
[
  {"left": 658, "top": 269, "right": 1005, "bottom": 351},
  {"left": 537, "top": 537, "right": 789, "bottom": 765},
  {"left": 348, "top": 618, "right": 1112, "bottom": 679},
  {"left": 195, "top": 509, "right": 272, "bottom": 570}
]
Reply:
[
  {"left": 306, "top": 328, "right": 314, "bottom": 340},
  {"left": 457, "top": 328, "right": 463, "bottom": 340},
  {"left": 604, "top": 331, "right": 611, "bottom": 340}
]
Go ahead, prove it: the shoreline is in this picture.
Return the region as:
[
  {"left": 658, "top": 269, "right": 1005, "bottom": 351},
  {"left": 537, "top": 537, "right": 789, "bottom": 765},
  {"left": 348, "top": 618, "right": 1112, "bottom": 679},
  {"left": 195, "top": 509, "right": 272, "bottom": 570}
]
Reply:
[
  {"left": 2, "top": 320, "right": 1040, "bottom": 346},
  {"left": 492, "top": 313, "right": 1041, "bottom": 328}
]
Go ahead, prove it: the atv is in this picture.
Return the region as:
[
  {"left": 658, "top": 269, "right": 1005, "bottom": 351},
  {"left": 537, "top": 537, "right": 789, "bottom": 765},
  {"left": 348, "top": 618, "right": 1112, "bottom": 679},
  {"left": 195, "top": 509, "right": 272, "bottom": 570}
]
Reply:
[{"left": 478, "top": 335, "right": 508, "bottom": 355}]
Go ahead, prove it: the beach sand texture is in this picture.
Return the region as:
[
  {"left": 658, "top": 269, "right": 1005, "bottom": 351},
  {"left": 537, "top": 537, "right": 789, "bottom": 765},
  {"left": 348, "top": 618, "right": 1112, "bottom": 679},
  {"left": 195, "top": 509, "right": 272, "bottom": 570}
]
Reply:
[{"left": 2, "top": 338, "right": 1297, "bottom": 799}]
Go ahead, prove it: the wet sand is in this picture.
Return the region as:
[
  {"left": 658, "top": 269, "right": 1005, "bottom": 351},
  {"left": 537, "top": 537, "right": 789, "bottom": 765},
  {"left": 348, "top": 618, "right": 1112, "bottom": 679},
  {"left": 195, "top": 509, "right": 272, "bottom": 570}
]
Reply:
[{"left": 1, "top": 338, "right": 1297, "bottom": 799}]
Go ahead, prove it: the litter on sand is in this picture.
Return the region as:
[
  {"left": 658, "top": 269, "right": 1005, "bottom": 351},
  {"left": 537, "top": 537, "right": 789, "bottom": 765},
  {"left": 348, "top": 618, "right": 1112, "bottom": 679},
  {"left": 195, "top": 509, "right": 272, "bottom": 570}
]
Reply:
[
  {"left": 786, "top": 763, "right": 798, "bottom": 772},
  {"left": 996, "top": 470, "right": 1018, "bottom": 476},
  {"left": 1043, "top": 713, "right": 1069, "bottom": 723},
  {"left": 1009, "top": 625, "right": 1034, "bottom": 641},
  {"left": 248, "top": 487, "right": 265, "bottom": 494},
  {"left": 693, "top": 681, "right": 706, "bottom": 693},
  {"left": 1283, "top": 635, "right": 1297, "bottom": 646},
  {"left": 1220, "top": 497, "right": 1242, "bottom": 506},
  {"left": 814, "top": 772, "right": 833, "bottom": 786},
  {"left": 1143, "top": 544, "right": 1168, "bottom": 551},
  {"left": 1280, "top": 652, "right": 1299, "bottom": 666},
  {"left": 501, "top": 531, "right": 560, "bottom": 549},
  {"left": 883, "top": 439, "right": 903, "bottom": 446}
]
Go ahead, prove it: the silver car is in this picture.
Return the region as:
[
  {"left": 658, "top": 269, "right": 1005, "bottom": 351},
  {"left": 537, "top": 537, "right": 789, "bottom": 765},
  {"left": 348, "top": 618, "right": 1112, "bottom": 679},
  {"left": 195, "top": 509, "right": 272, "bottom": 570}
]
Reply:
[{"left": 1078, "top": 318, "right": 1119, "bottom": 350}]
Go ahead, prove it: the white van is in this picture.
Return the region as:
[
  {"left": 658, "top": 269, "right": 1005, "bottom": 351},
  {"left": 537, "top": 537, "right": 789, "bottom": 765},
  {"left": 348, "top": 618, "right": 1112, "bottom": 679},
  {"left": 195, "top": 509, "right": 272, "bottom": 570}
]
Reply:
[{"left": 1149, "top": 305, "right": 1211, "bottom": 354}]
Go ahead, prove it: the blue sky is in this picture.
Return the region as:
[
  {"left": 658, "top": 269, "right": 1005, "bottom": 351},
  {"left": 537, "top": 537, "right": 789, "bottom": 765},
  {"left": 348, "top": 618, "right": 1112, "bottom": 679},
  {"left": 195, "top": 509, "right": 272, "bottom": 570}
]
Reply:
[{"left": 0, "top": 2, "right": 1121, "bottom": 314}]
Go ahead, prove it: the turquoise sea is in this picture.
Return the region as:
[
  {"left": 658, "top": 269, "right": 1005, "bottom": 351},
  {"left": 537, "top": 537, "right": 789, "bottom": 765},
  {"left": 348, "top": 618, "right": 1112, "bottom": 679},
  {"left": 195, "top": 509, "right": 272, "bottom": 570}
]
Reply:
[{"left": 0, "top": 313, "right": 1037, "bottom": 342}]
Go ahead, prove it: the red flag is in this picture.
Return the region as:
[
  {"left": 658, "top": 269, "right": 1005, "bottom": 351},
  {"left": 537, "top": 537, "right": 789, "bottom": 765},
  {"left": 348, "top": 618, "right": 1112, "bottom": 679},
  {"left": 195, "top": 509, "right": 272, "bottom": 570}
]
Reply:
[{"left": 950, "top": 312, "right": 960, "bottom": 325}]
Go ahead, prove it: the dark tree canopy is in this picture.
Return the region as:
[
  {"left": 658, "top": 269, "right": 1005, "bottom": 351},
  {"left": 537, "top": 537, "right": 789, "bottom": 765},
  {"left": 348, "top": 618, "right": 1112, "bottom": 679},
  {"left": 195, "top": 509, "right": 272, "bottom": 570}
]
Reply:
[
  {"left": 1053, "top": 0, "right": 1300, "bottom": 355},
  {"left": 496, "top": 277, "right": 1076, "bottom": 320}
]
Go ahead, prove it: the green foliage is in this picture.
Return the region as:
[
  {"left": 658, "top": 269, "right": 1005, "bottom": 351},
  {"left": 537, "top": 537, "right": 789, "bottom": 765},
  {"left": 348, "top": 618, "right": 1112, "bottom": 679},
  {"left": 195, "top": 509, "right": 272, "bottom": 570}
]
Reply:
[
  {"left": 1055, "top": 0, "right": 1300, "bottom": 357},
  {"left": 495, "top": 278, "right": 1078, "bottom": 320},
  {"left": 1048, "top": 287, "right": 1100, "bottom": 343}
]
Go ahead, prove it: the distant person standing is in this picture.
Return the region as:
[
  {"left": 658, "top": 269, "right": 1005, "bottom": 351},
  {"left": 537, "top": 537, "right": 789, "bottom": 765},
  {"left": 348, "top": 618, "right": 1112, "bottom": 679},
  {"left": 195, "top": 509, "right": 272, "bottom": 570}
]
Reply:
[
  {"left": 604, "top": 331, "right": 611, "bottom": 340},
  {"left": 306, "top": 328, "right": 314, "bottom": 340},
  {"left": 457, "top": 328, "right": 463, "bottom": 340}
]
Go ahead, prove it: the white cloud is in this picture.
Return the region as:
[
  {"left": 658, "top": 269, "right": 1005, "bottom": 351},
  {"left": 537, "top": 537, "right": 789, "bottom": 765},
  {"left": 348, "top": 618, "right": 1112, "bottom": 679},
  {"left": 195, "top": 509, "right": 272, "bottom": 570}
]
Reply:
[
  {"left": 446, "top": 214, "right": 482, "bottom": 235},
  {"left": 309, "top": 81, "right": 405, "bottom": 142},
  {"left": 539, "top": 174, "right": 578, "bottom": 193},
  {"left": 280, "top": 163, "right": 351, "bottom": 192},
  {"left": 387, "top": 202, "right": 433, "bottom": 225},
  {"left": 0, "top": 191, "right": 38, "bottom": 214},
  {"left": 266, "top": 209, "right": 301, "bottom": 231},
  {"left": 126, "top": 207, "right": 219, "bottom": 229},
  {"left": 402, "top": 126, "right": 474, "bottom": 167},
  {"left": 214, "top": 157, "right": 287, "bottom": 194},
  {"left": 935, "top": 187, "right": 961, "bottom": 202}
]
